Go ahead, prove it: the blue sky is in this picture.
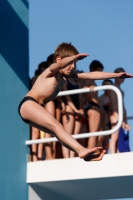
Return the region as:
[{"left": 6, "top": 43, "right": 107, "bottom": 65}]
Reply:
[{"left": 29, "top": 0, "right": 133, "bottom": 156}]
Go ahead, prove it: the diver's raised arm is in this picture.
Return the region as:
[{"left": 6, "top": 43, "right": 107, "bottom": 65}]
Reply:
[{"left": 49, "top": 54, "right": 88, "bottom": 73}]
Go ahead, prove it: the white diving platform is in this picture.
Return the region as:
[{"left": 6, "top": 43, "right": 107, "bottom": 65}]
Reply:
[{"left": 27, "top": 152, "right": 133, "bottom": 200}]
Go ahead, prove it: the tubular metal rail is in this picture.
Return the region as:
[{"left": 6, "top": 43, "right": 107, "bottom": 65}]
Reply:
[{"left": 26, "top": 85, "right": 123, "bottom": 145}]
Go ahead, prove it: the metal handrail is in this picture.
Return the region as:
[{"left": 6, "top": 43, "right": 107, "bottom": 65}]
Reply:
[
  {"left": 25, "top": 85, "right": 123, "bottom": 145},
  {"left": 126, "top": 116, "right": 133, "bottom": 120}
]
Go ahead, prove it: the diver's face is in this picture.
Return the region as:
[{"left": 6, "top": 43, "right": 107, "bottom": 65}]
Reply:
[
  {"left": 61, "top": 62, "right": 75, "bottom": 75},
  {"left": 56, "top": 56, "right": 75, "bottom": 75}
]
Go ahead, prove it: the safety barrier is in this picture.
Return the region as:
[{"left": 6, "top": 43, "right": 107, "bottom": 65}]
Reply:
[
  {"left": 127, "top": 116, "right": 133, "bottom": 120},
  {"left": 26, "top": 85, "right": 123, "bottom": 145}
]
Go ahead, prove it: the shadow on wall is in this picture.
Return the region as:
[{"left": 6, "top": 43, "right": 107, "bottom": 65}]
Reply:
[
  {"left": 0, "top": 0, "right": 29, "bottom": 88},
  {"left": 29, "top": 184, "right": 73, "bottom": 200}
]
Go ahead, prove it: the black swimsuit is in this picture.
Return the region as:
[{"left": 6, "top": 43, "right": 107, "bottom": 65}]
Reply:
[
  {"left": 67, "top": 80, "right": 80, "bottom": 109},
  {"left": 18, "top": 96, "right": 39, "bottom": 123},
  {"left": 84, "top": 101, "right": 100, "bottom": 116}
]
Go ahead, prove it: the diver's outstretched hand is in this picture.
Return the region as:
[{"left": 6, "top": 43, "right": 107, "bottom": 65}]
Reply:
[
  {"left": 74, "top": 53, "right": 89, "bottom": 61},
  {"left": 118, "top": 72, "right": 133, "bottom": 79}
]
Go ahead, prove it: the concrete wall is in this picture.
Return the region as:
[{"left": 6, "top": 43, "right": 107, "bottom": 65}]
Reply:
[{"left": 0, "top": 1, "right": 29, "bottom": 199}]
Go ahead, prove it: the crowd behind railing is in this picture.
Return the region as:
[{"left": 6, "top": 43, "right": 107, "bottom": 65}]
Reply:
[{"left": 29, "top": 53, "right": 131, "bottom": 162}]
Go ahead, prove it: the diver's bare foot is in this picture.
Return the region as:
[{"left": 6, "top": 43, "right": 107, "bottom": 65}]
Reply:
[
  {"left": 84, "top": 149, "right": 106, "bottom": 161},
  {"left": 78, "top": 147, "right": 106, "bottom": 161}
]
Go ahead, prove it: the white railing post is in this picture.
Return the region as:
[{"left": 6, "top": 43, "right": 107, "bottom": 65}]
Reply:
[{"left": 25, "top": 85, "right": 123, "bottom": 145}]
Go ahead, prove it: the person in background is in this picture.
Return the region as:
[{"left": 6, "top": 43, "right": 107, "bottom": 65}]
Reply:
[
  {"left": 61, "top": 77, "right": 84, "bottom": 158},
  {"left": 108, "top": 67, "right": 130, "bottom": 153},
  {"left": 47, "top": 54, "right": 54, "bottom": 66},
  {"left": 76, "top": 70, "right": 87, "bottom": 147},
  {"left": 30, "top": 61, "right": 48, "bottom": 87},
  {"left": 82, "top": 60, "right": 104, "bottom": 149},
  {"left": 98, "top": 79, "right": 113, "bottom": 152}
]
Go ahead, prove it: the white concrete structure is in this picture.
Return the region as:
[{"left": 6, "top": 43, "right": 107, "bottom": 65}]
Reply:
[{"left": 28, "top": 152, "right": 133, "bottom": 200}]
